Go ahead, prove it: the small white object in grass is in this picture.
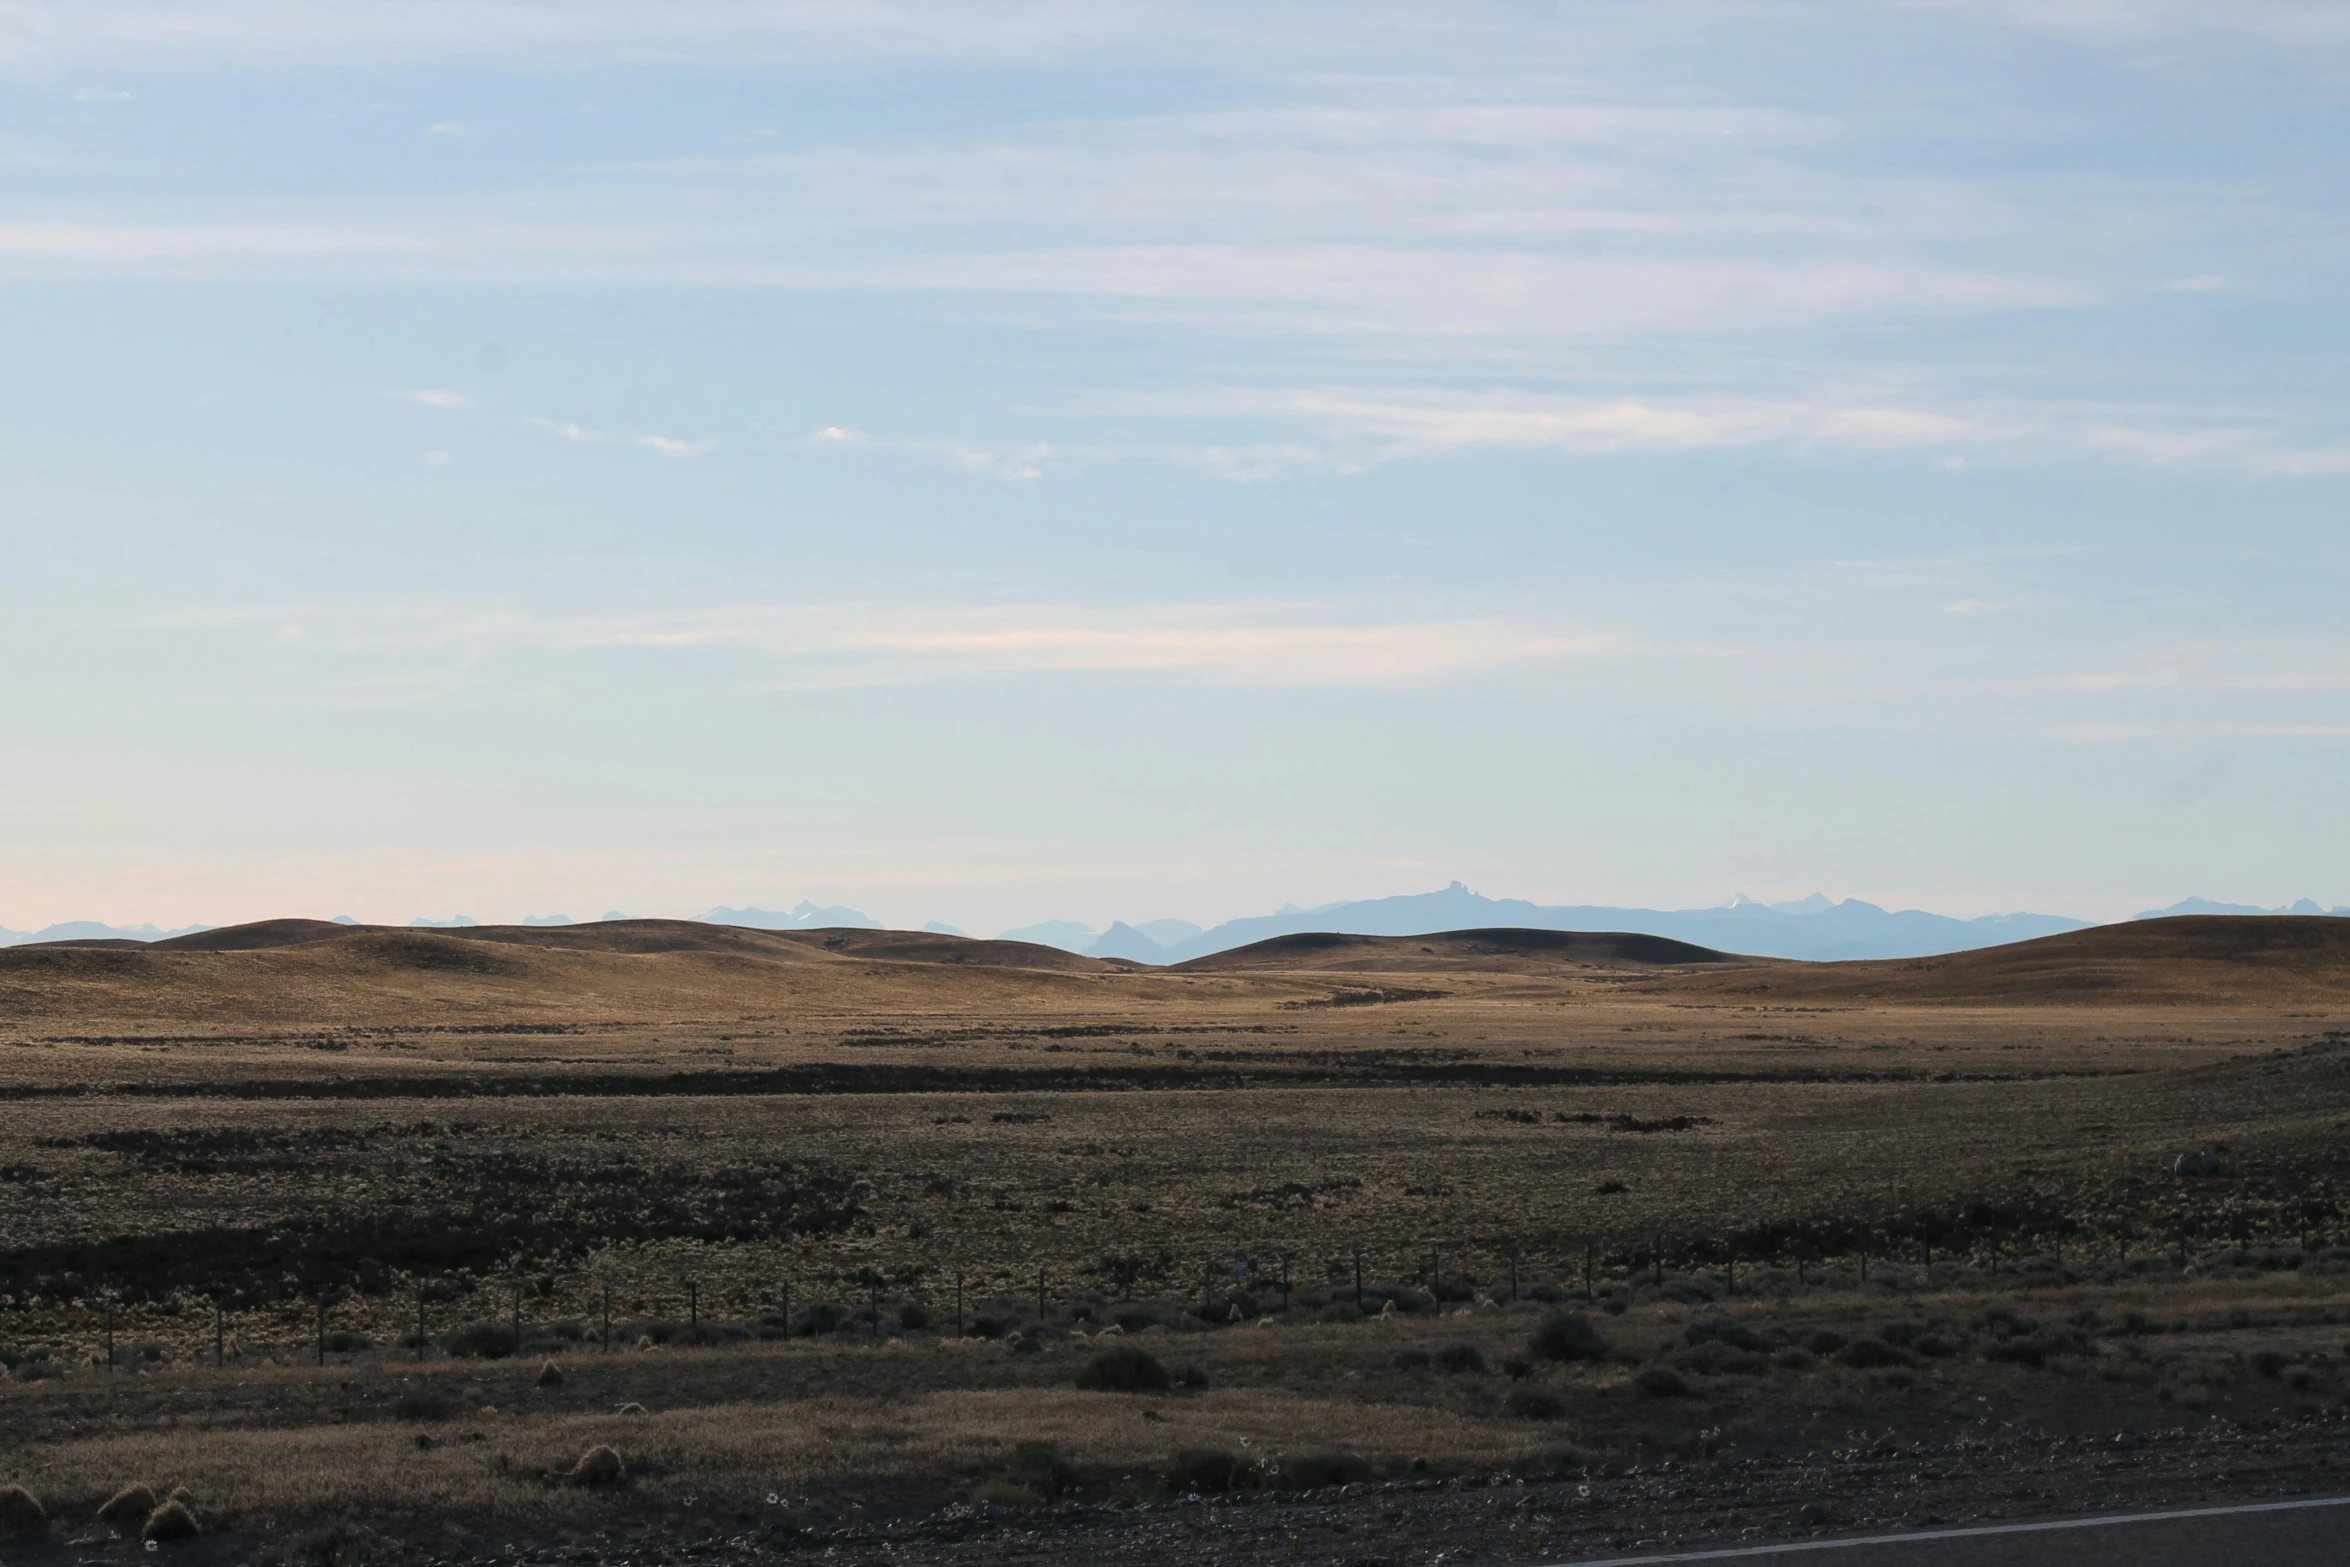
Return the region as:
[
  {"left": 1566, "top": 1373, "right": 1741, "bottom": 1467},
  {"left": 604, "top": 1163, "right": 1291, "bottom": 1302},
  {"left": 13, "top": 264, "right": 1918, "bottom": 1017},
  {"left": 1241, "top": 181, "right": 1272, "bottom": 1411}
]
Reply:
[{"left": 145, "top": 1542, "right": 159, "bottom": 1553}]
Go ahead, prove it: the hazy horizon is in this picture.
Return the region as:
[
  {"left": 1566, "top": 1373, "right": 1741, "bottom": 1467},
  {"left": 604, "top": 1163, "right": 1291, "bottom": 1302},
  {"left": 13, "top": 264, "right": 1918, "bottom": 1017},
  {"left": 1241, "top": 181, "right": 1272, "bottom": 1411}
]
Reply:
[{"left": 5, "top": 3, "right": 2346, "bottom": 931}]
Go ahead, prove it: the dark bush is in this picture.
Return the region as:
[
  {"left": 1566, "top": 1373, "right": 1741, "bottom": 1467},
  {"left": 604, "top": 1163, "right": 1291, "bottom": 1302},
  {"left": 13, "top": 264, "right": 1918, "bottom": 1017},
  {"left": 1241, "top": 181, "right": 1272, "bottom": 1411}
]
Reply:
[
  {"left": 323, "top": 1331, "right": 370, "bottom": 1353},
  {"left": 896, "top": 1304, "right": 931, "bottom": 1332},
  {"left": 1503, "top": 1356, "right": 1533, "bottom": 1380},
  {"left": 1318, "top": 1301, "right": 1363, "bottom": 1324},
  {"left": 794, "top": 1303, "right": 851, "bottom": 1337},
  {"left": 1685, "top": 1319, "right": 1771, "bottom": 1353},
  {"left": 1163, "top": 1447, "right": 1247, "bottom": 1495},
  {"left": 0, "top": 1484, "right": 44, "bottom": 1532},
  {"left": 2249, "top": 1348, "right": 2290, "bottom": 1378},
  {"left": 1635, "top": 1366, "right": 1693, "bottom": 1399},
  {"left": 391, "top": 1389, "right": 455, "bottom": 1422},
  {"left": 1530, "top": 1311, "right": 1611, "bottom": 1363},
  {"left": 1524, "top": 1440, "right": 1585, "bottom": 1474},
  {"left": 1280, "top": 1451, "right": 1373, "bottom": 1490},
  {"left": 1175, "top": 1364, "right": 1210, "bottom": 1389},
  {"left": 142, "top": 1501, "right": 199, "bottom": 1542},
  {"left": 1392, "top": 1347, "right": 1432, "bottom": 1370},
  {"left": 1804, "top": 1329, "right": 1847, "bottom": 1354},
  {"left": 1674, "top": 1342, "right": 1768, "bottom": 1376},
  {"left": 440, "top": 1321, "right": 518, "bottom": 1360},
  {"left": 1006, "top": 1441, "right": 1079, "bottom": 1500},
  {"left": 1435, "top": 1342, "right": 1487, "bottom": 1374},
  {"left": 1075, "top": 1345, "right": 1171, "bottom": 1393},
  {"left": 969, "top": 1314, "right": 1013, "bottom": 1339},
  {"left": 1835, "top": 1336, "right": 1911, "bottom": 1370},
  {"left": 1502, "top": 1385, "right": 1569, "bottom": 1420},
  {"left": 568, "top": 1446, "right": 625, "bottom": 1488},
  {"left": 96, "top": 1486, "right": 157, "bottom": 1533}
]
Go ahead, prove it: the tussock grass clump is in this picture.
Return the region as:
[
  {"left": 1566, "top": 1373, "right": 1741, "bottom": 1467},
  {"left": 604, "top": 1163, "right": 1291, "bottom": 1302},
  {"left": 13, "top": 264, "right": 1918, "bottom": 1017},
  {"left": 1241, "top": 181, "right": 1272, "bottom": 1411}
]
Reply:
[
  {"left": 1529, "top": 1310, "right": 1611, "bottom": 1363},
  {"left": 142, "top": 1500, "right": 199, "bottom": 1542},
  {"left": 1435, "top": 1342, "right": 1486, "bottom": 1374},
  {"left": 1635, "top": 1366, "right": 1693, "bottom": 1399},
  {"left": 391, "top": 1390, "right": 454, "bottom": 1422},
  {"left": 1279, "top": 1451, "right": 1372, "bottom": 1491},
  {"left": 568, "top": 1446, "right": 625, "bottom": 1488},
  {"left": 535, "top": 1360, "right": 565, "bottom": 1387},
  {"left": 0, "top": 1483, "right": 45, "bottom": 1531},
  {"left": 96, "top": 1484, "right": 158, "bottom": 1533},
  {"left": 1003, "top": 1441, "right": 1079, "bottom": 1500},
  {"left": 1501, "top": 1385, "right": 1569, "bottom": 1420},
  {"left": 1162, "top": 1447, "right": 1249, "bottom": 1496},
  {"left": 1835, "top": 1336, "right": 1911, "bottom": 1370},
  {"left": 1074, "top": 1344, "right": 1170, "bottom": 1393}
]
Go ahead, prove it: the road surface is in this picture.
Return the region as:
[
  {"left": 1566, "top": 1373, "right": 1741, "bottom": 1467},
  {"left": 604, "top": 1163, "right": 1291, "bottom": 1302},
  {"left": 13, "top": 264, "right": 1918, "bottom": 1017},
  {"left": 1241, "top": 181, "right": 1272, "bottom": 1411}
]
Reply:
[{"left": 1553, "top": 1494, "right": 2350, "bottom": 1565}]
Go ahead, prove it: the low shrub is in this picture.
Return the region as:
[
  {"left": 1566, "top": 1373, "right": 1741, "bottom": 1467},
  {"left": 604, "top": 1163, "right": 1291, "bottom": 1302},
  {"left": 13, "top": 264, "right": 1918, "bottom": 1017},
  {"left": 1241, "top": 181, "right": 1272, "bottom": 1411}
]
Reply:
[
  {"left": 142, "top": 1501, "right": 199, "bottom": 1542},
  {"left": 1685, "top": 1319, "right": 1772, "bottom": 1353},
  {"left": 1635, "top": 1366, "right": 1693, "bottom": 1399},
  {"left": 2249, "top": 1348, "right": 2290, "bottom": 1378},
  {"left": 1280, "top": 1451, "right": 1373, "bottom": 1491},
  {"left": 439, "top": 1322, "right": 518, "bottom": 1361},
  {"left": 1435, "top": 1343, "right": 1487, "bottom": 1374},
  {"left": 1502, "top": 1385, "right": 1569, "bottom": 1420},
  {"left": 97, "top": 1485, "right": 157, "bottom": 1533},
  {"left": 1524, "top": 1440, "right": 1585, "bottom": 1474},
  {"left": 896, "top": 1304, "right": 931, "bottom": 1332},
  {"left": 1804, "top": 1329, "right": 1847, "bottom": 1355},
  {"left": 391, "top": 1390, "right": 454, "bottom": 1422},
  {"left": 1174, "top": 1364, "right": 1210, "bottom": 1389},
  {"left": 0, "top": 1484, "right": 44, "bottom": 1531},
  {"left": 1075, "top": 1345, "right": 1170, "bottom": 1393},
  {"left": 794, "top": 1303, "right": 851, "bottom": 1337},
  {"left": 1674, "top": 1342, "right": 1768, "bottom": 1376},
  {"left": 1392, "top": 1347, "right": 1432, "bottom": 1370},
  {"left": 1835, "top": 1336, "right": 1911, "bottom": 1370},
  {"left": 1502, "top": 1356, "right": 1533, "bottom": 1380},
  {"left": 1005, "top": 1441, "right": 1079, "bottom": 1499},
  {"left": 1530, "top": 1311, "right": 1611, "bottom": 1363},
  {"left": 323, "top": 1331, "right": 370, "bottom": 1353},
  {"left": 1163, "top": 1447, "right": 1248, "bottom": 1496},
  {"left": 568, "top": 1446, "right": 625, "bottom": 1488},
  {"left": 534, "top": 1360, "right": 564, "bottom": 1387}
]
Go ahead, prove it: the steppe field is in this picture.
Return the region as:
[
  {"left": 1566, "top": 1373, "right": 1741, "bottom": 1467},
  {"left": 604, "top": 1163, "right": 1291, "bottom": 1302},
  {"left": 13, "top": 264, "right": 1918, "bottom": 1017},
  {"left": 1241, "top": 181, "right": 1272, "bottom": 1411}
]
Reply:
[{"left": 3, "top": 915, "right": 2349, "bottom": 1565}]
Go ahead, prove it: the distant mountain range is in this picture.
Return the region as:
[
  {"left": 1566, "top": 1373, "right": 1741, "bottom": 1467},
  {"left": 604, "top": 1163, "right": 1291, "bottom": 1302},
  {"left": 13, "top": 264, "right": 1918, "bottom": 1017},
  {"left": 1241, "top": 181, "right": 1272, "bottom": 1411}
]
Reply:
[
  {"left": 1006, "top": 885, "right": 2094, "bottom": 964},
  {"left": 4, "top": 888, "right": 2343, "bottom": 958}
]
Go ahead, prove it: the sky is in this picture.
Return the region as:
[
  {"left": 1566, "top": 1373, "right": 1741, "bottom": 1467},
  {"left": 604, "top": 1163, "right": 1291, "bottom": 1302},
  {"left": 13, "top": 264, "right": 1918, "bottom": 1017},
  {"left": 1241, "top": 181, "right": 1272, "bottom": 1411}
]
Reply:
[{"left": 2, "top": 0, "right": 2347, "bottom": 934}]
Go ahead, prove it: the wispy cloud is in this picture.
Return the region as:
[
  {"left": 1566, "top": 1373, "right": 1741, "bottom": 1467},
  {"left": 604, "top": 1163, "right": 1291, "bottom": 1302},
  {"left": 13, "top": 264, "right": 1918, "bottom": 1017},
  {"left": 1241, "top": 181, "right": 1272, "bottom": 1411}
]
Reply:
[
  {"left": 526, "top": 416, "right": 715, "bottom": 457},
  {"left": 149, "top": 597, "right": 1601, "bottom": 689},
  {"left": 397, "top": 388, "right": 470, "bottom": 410},
  {"left": 0, "top": 223, "right": 428, "bottom": 258}
]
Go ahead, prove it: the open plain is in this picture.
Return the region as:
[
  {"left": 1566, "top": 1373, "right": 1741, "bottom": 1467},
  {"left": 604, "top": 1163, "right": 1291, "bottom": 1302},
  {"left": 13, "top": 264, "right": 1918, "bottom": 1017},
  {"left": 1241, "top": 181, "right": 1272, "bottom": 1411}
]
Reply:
[{"left": 2, "top": 915, "right": 2348, "bottom": 1565}]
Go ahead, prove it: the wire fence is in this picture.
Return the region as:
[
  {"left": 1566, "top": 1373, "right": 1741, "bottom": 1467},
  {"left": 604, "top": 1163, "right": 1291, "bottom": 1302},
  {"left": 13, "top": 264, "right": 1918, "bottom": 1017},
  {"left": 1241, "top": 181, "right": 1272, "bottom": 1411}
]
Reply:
[{"left": 6, "top": 1211, "right": 2342, "bottom": 1376}]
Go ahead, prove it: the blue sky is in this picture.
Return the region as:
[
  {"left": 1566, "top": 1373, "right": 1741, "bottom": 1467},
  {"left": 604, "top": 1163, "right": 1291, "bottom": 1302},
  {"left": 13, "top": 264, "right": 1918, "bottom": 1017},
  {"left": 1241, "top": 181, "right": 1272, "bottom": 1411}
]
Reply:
[{"left": 2, "top": 1, "right": 2347, "bottom": 933}]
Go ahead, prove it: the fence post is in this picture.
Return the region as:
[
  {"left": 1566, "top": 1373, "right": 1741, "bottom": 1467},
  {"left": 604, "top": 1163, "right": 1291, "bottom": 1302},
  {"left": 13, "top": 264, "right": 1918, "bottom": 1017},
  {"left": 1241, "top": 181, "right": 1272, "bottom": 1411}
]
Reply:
[
  {"left": 781, "top": 1279, "right": 791, "bottom": 1338},
  {"left": 215, "top": 1303, "right": 226, "bottom": 1368},
  {"left": 688, "top": 1280, "right": 699, "bottom": 1334},
  {"left": 511, "top": 1283, "right": 523, "bottom": 1357}
]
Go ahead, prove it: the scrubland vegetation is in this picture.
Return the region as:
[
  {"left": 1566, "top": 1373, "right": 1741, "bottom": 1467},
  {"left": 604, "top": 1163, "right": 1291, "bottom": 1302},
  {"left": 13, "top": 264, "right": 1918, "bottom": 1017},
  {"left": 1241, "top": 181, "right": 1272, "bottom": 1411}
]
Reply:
[{"left": 1, "top": 916, "right": 2347, "bottom": 1562}]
